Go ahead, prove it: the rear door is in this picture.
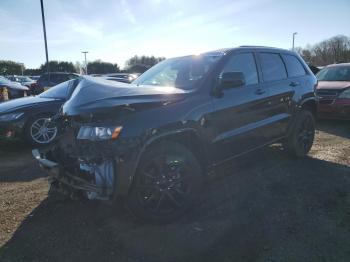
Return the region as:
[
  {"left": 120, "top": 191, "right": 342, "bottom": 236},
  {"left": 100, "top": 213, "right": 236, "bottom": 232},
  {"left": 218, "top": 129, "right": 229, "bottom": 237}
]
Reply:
[
  {"left": 209, "top": 51, "right": 271, "bottom": 162},
  {"left": 257, "top": 52, "right": 294, "bottom": 141}
]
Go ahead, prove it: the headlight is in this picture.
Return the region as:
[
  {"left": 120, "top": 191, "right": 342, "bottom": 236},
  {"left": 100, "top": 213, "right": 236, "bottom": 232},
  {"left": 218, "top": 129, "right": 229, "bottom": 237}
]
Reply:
[
  {"left": 77, "top": 126, "right": 122, "bottom": 141},
  {"left": 0, "top": 112, "right": 24, "bottom": 121},
  {"left": 338, "top": 88, "right": 350, "bottom": 99}
]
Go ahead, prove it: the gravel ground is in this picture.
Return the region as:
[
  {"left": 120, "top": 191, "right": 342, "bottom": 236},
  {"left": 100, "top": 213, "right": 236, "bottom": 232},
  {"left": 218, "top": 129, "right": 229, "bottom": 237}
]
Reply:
[{"left": 0, "top": 119, "right": 349, "bottom": 262}]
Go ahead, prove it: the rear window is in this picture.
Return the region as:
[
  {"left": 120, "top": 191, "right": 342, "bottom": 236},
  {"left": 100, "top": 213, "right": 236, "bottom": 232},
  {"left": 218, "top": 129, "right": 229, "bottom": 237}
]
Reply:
[
  {"left": 282, "top": 54, "right": 306, "bottom": 77},
  {"left": 259, "top": 53, "right": 287, "bottom": 82},
  {"left": 39, "top": 79, "right": 78, "bottom": 99}
]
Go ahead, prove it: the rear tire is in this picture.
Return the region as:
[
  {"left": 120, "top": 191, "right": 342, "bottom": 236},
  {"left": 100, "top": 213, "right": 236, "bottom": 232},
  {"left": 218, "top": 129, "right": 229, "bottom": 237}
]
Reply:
[
  {"left": 283, "top": 110, "right": 315, "bottom": 157},
  {"left": 127, "top": 141, "right": 203, "bottom": 223}
]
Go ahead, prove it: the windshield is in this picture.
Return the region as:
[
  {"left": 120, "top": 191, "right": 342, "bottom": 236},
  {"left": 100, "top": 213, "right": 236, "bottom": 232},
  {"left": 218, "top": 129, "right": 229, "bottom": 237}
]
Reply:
[
  {"left": 133, "top": 54, "right": 223, "bottom": 90},
  {"left": 316, "top": 66, "right": 350, "bottom": 81},
  {"left": 39, "top": 79, "right": 78, "bottom": 99}
]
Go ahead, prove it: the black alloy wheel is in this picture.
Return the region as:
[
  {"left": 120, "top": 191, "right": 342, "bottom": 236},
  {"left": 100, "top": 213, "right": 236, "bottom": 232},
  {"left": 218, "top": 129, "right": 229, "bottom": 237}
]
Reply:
[
  {"left": 284, "top": 110, "right": 315, "bottom": 157},
  {"left": 127, "top": 142, "right": 202, "bottom": 223}
]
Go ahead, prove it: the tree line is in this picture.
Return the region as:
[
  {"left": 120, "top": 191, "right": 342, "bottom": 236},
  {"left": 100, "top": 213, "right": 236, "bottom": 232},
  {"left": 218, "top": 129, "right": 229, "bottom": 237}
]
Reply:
[
  {"left": 0, "top": 55, "right": 165, "bottom": 76},
  {"left": 1, "top": 35, "right": 349, "bottom": 76},
  {"left": 296, "top": 35, "right": 350, "bottom": 66}
]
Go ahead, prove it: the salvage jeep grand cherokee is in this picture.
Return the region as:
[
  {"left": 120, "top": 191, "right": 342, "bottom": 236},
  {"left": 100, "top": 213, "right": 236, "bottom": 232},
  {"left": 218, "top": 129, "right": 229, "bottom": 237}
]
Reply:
[{"left": 33, "top": 46, "right": 317, "bottom": 223}]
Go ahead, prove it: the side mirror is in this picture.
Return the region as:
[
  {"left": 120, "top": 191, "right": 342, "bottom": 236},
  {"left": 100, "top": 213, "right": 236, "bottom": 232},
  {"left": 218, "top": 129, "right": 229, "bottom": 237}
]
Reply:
[{"left": 218, "top": 72, "right": 245, "bottom": 90}]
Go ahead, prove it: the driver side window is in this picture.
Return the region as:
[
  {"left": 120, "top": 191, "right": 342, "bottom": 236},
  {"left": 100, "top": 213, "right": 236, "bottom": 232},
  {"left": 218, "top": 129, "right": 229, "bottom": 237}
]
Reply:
[{"left": 222, "top": 53, "right": 259, "bottom": 86}]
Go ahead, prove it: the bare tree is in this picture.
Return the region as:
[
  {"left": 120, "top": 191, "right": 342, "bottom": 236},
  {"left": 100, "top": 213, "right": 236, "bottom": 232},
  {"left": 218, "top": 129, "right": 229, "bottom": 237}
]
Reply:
[{"left": 297, "top": 35, "right": 350, "bottom": 66}]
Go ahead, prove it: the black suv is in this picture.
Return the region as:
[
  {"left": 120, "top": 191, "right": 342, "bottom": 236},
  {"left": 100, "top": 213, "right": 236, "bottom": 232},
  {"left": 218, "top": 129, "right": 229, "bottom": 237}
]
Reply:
[
  {"left": 33, "top": 47, "right": 317, "bottom": 223},
  {"left": 36, "top": 72, "right": 80, "bottom": 94}
]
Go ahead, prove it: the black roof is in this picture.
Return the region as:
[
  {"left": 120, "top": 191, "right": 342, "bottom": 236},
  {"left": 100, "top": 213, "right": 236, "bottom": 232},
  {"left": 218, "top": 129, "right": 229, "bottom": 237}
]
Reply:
[{"left": 203, "top": 46, "right": 297, "bottom": 56}]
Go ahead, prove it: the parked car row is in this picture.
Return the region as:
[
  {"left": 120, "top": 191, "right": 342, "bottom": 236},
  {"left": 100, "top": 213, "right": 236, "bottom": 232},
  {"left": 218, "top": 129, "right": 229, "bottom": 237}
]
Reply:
[
  {"left": 0, "top": 72, "right": 80, "bottom": 99},
  {"left": 0, "top": 76, "right": 29, "bottom": 100},
  {"left": 0, "top": 81, "right": 74, "bottom": 144}
]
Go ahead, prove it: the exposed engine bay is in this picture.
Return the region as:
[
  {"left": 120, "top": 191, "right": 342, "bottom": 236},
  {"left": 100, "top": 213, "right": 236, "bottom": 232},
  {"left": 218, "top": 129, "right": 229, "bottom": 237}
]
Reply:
[{"left": 35, "top": 124, "right": 117, "bottom": 201}]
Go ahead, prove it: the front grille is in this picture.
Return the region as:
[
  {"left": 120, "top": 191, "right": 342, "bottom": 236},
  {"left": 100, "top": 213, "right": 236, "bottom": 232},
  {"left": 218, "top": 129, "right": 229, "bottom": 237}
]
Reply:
[{"left": 316, "top": 89, "right": 343, "bottom": 104}]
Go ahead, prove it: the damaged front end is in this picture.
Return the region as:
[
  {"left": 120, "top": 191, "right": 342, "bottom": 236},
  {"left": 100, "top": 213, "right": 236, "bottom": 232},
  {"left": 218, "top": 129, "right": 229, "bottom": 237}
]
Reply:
[
  {"left": 32, "top": 76, "right": 186, "bottom": 201},
  {"left": 33, "top": 126, "right": 118, "bottom": 200}
]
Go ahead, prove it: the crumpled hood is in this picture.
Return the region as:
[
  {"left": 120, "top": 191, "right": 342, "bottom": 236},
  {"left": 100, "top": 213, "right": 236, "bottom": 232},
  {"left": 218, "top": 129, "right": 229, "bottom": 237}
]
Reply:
[
  {"left": 317, "top": 81, "right": 350, "bottom": 90},
  {"left": 63, "top": 76, "right": 188, "bottom": 116},
  {"left": 0, "top": 96, "right": 58, "bottom": 114}
]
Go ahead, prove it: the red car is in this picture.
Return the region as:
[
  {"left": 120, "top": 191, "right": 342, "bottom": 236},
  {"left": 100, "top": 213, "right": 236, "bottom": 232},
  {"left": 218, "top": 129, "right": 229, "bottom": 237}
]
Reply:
[{"left": 316, "top": 63, "right": 350, "bottom": 120}]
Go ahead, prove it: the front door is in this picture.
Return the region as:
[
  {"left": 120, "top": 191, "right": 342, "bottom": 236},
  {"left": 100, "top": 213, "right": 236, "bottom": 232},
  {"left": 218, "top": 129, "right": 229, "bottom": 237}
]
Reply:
[{"left": 209, "top": 52, "right": 270, "bottom": 163}]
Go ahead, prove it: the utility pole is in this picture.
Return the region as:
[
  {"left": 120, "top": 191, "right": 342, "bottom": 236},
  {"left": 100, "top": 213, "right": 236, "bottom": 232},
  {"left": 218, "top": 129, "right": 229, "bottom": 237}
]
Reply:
[
  {"left": 82, "top": 51, "right": 88, "bottom": 74},
  {"left": 40, "top": 0, "right": 50, "bottom": 78},
  {"left": 292, "top": 32, "right": 298, "bottom": 51}
]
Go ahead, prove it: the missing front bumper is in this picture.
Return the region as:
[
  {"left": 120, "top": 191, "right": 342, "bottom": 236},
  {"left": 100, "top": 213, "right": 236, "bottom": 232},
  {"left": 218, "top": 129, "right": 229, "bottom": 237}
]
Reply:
[{"left": 32, "top": 149, "right": 115, "bottom": 200}]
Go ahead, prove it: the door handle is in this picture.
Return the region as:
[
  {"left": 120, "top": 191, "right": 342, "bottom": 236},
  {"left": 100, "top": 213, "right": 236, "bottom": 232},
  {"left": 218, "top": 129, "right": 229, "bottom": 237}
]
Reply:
[
  {"left": 289, "top": 81, "right": 300, "bottom": 87},
  {"left": 255, "top": 89, "right": 265, "bottom": 95}
]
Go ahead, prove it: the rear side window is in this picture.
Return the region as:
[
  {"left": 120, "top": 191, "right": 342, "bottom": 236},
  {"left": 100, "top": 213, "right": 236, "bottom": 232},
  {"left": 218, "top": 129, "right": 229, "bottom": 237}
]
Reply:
[
  {"left": 222, "top": 53, "right": 258, "bottom": 85},
  {"left": 282, "top": 54, "right": 306, "bottom": 77},
  {"left": 259, "top": 53, "right": 287, "bottom": 82},
  {"left": 39, "top": 79, "right": 78, "bottom": 99}
]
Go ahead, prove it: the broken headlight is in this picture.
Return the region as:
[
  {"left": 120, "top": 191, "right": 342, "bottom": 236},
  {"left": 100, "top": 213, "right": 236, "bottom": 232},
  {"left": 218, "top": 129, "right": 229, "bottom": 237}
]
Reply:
[{"left": 77, "top": 126, "right": 122, "bottom": 141}]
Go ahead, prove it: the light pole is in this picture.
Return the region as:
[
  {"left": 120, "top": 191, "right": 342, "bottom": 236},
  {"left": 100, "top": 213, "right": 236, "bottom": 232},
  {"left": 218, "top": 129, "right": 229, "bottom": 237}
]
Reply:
[
  {"left": 82, "top": 51, "right": 88, "bottom": 74},
  {"left": 40, "top": 0, "right": 50, "bottom": 77},
  {"left": 292, "top": 32, "right": 298, "bottom": 51}
]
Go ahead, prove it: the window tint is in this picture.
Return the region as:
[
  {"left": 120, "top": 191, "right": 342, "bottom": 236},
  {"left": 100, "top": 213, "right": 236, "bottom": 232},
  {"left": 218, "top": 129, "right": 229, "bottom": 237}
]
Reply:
[
  {"left": 222, "top": 53, "right": 258, "bottom": 85},
  {"left": 282, "top": 54, "right": 306, "bottom": 77},
  {"left": 260, "top": 53, "right": 287, "bottom": 81}
]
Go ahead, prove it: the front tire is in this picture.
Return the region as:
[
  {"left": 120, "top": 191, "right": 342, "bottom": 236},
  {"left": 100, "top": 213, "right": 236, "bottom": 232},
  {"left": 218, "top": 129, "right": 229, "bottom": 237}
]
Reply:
[
  {"left": 127, "top": 142, "right": 203, "bottom": 223},
  {"left": 284, "top": 110, "right": 315, "bottom": 157}
]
